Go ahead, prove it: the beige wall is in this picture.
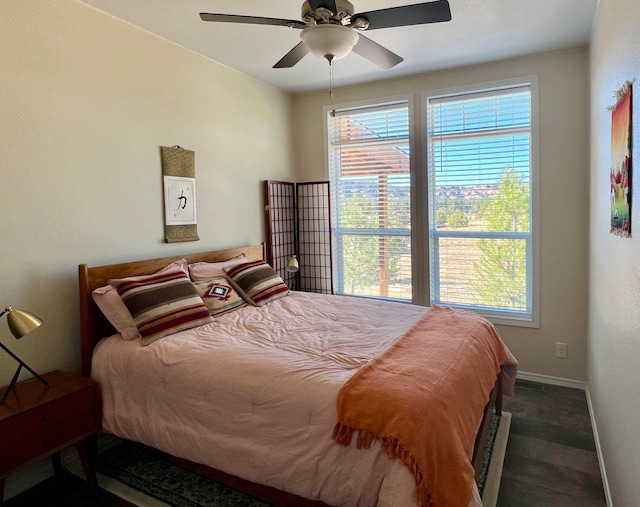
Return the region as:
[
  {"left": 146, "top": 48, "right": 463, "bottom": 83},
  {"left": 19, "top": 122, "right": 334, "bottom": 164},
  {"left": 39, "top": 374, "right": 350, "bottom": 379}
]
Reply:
[
  {"left": 0, "top": 0, "right": 295, "bottom": 383},
  {"left": 589, "top": 0, "right": 640, "bottom": 504},
  {"left": 293, "top": 48, "right": 590, "bottom": 381}
]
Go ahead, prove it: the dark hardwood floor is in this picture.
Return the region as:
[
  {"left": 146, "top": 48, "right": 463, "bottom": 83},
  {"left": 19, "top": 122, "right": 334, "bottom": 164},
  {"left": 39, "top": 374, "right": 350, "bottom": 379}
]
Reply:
[
  {"left": 3, "top": 380, "right": 607, "bottom": 507},
  {"left": 498, "top": 380, "right": 607, "bottom": 506},
  {"left": 2, "top": 469, "right": 135, "bottom": 507}
]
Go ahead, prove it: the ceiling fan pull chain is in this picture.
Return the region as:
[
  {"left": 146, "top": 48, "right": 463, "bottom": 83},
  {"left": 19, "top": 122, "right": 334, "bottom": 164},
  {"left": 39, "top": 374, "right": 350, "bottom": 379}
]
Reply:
[{"left": 329, "top": 58, "right": 334, "bottom": 100}]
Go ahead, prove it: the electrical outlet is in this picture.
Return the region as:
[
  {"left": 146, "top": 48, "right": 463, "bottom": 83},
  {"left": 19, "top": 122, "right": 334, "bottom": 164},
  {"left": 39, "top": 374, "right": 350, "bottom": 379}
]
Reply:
[{"left": 555, "top": 342, "right": 567, "bottom": 358}]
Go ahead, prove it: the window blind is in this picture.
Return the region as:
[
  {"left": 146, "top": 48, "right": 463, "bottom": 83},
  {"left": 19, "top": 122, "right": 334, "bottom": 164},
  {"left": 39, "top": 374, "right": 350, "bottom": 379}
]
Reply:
[
  {"left": 328, "top": 101, "right": 411, "bottom": 300},
  {"left": 427, "top": 85, "right": 534, "bottom": 319}
]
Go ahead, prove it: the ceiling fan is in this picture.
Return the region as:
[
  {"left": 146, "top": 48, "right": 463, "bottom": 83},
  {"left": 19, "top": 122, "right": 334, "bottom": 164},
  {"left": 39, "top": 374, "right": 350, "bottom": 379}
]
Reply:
[{"left": 200, "top": 0, "right": 452, "bottom": 70}]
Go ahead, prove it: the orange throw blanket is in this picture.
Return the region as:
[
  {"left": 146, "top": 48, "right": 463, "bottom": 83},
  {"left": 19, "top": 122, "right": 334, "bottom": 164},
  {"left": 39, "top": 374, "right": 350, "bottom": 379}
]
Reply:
[{"left": 333, "top": 305, "right": 518, "bottom": 507}]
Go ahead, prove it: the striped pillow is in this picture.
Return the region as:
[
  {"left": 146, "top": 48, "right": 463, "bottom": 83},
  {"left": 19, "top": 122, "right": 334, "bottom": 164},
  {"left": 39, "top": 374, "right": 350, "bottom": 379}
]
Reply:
[
  {"left": 110, "top": 269, "right": 214, "bottom": 346},
  {"left": 223, "top": 260, "right": 290, "bottom": 307},
  {"left": 92, "top": 258, "right": 189, "bottom": 341}
]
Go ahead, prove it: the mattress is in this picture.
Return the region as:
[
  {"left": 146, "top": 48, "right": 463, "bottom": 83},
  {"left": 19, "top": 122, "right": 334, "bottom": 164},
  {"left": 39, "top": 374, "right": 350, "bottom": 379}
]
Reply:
[{"left": 91, "top": 291, "right": 483, "bottom": 507}]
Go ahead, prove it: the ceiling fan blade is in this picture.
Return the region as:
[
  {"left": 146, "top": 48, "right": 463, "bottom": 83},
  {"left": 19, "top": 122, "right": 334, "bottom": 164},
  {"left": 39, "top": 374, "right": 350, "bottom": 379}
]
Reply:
[
  {"left": 352, "top": 0, "right": 452, "bottom": 31},
  {"left": 352, "top": 35, "right": 403, "bottom": 69},
  {"left": 273, "top": 42, "right": 310, "bottom": 68},
  {"left": 200, "top": 13, "right": 306, "bottom": 29},
  {"left": 307, "top": 0, "right": 338, "bottom": 15}
]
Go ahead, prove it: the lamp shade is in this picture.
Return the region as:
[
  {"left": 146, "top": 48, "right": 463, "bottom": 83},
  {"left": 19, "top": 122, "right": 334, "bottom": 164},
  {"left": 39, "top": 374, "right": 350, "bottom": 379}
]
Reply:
[
  {"left": 5, "top": 307, "right": 43, "bottom": 339},
  {"left": 300, "top": 24, "right": 359, "bottom": 62},
  {"left": 286, "top": 255, "right": 300, "bottom": 273}
]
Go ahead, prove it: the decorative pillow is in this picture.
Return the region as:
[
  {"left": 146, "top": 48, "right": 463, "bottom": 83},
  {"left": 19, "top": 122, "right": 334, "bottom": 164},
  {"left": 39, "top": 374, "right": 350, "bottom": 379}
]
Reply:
[
  {"left": 223, "top": 260, "right": 290, "bottom": 307},
  {"left": 193, "top": 277, "right": 247, "bottom": 316},
  {"left": 92, "top": 285, "right": 141, "bottom": 340},
  {"left": 110, "top": 269, "right": 214, "bottom": 346},
  {"left": 91, "top": 258, "right": 189, "bottom": 341},
  {"left": 188, "top": 254, "right": 248, "bottom": 282}
]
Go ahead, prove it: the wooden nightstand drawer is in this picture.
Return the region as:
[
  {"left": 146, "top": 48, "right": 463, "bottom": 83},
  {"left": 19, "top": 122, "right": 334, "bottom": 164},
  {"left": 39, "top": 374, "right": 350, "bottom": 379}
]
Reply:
[
  {"left": 0, "top": 370, "right": 101, "bottom": 494},
  {"left": 0, "top": 389, "right": 95, "bottom": 447},
  {"left": 1, "top": 408, "right": 97, "bottom": 474}
]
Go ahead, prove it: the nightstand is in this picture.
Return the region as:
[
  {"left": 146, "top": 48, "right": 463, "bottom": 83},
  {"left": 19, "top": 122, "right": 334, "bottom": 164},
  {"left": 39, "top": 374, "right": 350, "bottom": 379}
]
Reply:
[{"left": 0, "top": 370, "right": 101, "bottom": 506}]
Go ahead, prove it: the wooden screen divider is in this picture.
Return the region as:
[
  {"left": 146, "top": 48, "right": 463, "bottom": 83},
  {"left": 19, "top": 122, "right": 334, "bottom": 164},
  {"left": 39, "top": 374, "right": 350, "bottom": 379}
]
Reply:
[
  {"left": 264, "top": 180, "right": 333, "bottom": 294},
  {"left": 264, "top": 181, "right": 297, "bottom": 289}
]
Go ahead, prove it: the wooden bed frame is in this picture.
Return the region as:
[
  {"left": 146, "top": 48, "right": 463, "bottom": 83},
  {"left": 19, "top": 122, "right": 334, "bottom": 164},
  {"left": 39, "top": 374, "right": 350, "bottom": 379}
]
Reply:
[{"left": 78, "top": 243, "right": 502, "bottom": 506}]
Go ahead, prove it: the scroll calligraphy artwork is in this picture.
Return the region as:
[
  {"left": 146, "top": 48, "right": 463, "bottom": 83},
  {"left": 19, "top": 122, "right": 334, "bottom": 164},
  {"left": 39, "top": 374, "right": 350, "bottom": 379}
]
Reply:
[{"left": 161, "top": 146, "right": 199, "bottom": 243}]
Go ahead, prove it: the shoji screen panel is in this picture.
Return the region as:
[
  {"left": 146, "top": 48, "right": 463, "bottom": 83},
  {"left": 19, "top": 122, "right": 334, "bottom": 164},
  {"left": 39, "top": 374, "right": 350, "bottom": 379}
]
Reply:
[
  {"left": 297, "top": 182, "right": 333, "bottom": 294},
  {"left": 264, "top": 181, "right": 297, "bottom": 288}
]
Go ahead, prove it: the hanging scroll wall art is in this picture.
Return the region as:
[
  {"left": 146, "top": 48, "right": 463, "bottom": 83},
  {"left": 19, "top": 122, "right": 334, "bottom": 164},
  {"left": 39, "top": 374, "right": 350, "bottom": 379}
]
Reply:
[
  {"left": 161, "top": 145, "right": 200, "bottom": 243},
  {"left": 609, "top": 81, "right": 633, "bottom": 238}
]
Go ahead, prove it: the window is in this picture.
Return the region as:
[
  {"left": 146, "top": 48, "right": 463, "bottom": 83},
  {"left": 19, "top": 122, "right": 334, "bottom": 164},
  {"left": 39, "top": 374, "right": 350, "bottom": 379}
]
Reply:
[
  {"left": 324, "top": 80, "right": 538, "bottom": 326},
  {"left": 425, "top": 81, "right": 538, "bottom": 325},
  {"left": 327, "top": 100, "right": 412, "bottom": 301}
]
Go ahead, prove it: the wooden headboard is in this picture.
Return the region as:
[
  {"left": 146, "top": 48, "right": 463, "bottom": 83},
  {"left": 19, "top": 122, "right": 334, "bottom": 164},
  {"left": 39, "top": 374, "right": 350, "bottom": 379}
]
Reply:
[{"left": 78, "top": 243, "right": 266, "bottom": 378}]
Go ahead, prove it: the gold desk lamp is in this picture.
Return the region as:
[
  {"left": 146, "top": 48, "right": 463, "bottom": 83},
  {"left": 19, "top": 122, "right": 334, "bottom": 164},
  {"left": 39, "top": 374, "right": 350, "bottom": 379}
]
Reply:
[{"left": 0, "top": 306, "right": 49, "bottom": 403}]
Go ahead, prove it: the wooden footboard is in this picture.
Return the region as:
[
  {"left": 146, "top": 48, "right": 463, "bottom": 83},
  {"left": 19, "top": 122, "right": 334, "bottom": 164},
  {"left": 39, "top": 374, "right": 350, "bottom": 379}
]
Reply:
[
  {"left": 472, "top": 373, "right": 503, "bottom": 476},
  {"left": 145, "top": 446, "right": 330, "bottom": 507}
]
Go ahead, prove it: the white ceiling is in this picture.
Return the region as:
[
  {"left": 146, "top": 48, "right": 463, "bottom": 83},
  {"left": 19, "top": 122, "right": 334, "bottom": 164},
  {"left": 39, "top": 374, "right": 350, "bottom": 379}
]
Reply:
[{"left": 78, "top": 0, "right": 598, "bottom": 94}]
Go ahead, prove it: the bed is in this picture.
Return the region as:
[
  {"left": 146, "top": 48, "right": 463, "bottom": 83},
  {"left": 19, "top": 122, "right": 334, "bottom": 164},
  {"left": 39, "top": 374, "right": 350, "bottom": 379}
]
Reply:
[{"left": 78, "top": 243, "right": 518, "bottom": 507}]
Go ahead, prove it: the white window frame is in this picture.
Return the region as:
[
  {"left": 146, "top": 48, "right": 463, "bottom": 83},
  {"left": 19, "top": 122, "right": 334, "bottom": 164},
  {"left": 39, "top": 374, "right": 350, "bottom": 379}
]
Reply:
[{"left": 422, "top": 77, "right": 540, "bottom": 327}]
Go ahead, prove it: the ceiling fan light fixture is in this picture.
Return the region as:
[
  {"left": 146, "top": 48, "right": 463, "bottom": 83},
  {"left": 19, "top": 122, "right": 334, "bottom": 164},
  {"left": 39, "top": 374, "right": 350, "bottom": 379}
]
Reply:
[{"left": 300, "top": 24, "right": 359, "bottom": 62}]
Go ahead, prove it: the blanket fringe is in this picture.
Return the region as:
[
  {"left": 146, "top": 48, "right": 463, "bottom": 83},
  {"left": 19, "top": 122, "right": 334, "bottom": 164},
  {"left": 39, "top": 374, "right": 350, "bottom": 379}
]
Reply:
[
  {"left": 356, "top": 430, "right": 376, "bottom": 449},
  {"left": 380, "top": 437, "right": 433, "bottom": 507},
  {"left": 332, "top": 422, "right": 353, "bottom": 446},
  {"left": 333, "top": 423, "right": 435, "bottom": 507}
]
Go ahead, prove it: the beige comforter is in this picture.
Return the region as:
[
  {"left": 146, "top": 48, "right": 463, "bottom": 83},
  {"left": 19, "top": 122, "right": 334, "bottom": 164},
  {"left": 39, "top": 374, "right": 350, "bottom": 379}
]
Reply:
[{"left": 92, "top": 291, "right": 489, "bottom": 507}]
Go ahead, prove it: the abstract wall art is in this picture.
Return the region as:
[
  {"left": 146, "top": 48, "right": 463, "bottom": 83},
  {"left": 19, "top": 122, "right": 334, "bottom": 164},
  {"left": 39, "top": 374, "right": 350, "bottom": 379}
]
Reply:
[{"left": 609, "top": 81, "right": 633, "bottom": 237}]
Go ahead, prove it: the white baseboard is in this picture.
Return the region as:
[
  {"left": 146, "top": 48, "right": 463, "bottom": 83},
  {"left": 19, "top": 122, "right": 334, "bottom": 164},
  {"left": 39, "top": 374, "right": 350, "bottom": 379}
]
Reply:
[
  {"left": 517, "top": 370, "right": 586, "bottom": 390},
  {"left": 584, "top": 384, "right": 613, "bottom": 507}
]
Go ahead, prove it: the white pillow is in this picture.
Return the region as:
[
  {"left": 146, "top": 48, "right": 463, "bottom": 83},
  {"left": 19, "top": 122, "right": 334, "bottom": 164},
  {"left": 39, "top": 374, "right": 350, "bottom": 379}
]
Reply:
[
  {"left": 188, "top": 254, "right": 248, "bottom": 281},
  {"left": 92, "top": 285, "right": 140, "bottom": 340}
]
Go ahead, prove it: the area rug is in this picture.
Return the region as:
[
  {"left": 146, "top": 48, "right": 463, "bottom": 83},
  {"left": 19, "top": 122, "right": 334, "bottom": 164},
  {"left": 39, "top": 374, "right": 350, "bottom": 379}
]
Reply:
[
  {"left": 69, "top": 412, "right": 511, "bottom": 507},
  {"left": 480, "top": 411, "right": 511, "bottom": 507}
]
